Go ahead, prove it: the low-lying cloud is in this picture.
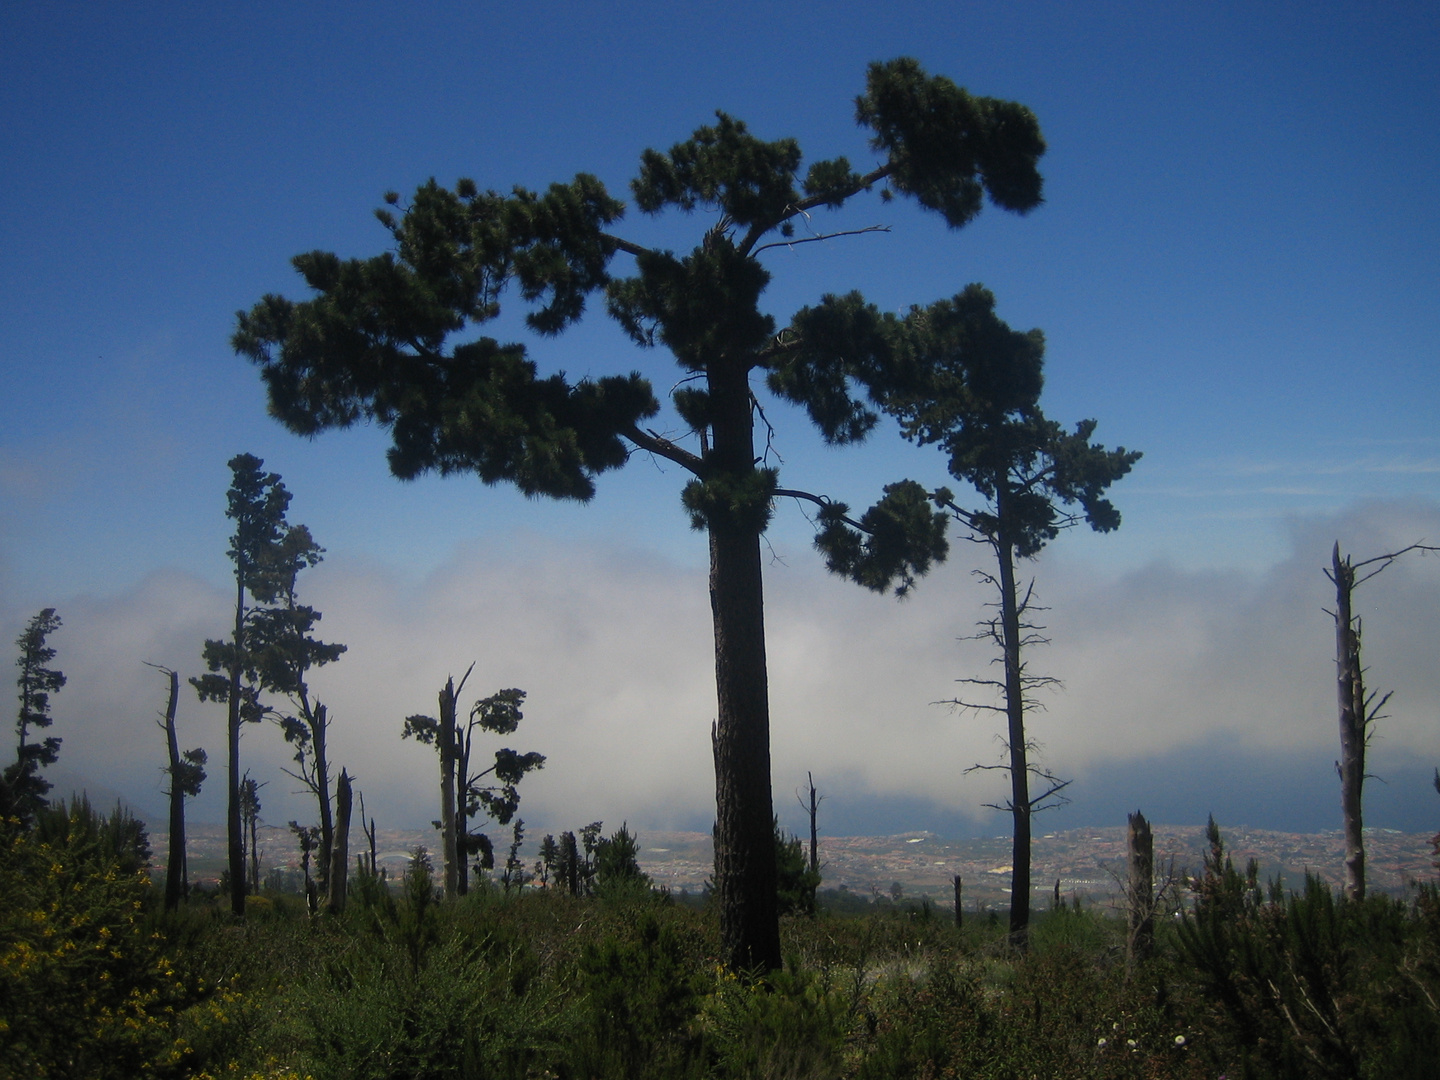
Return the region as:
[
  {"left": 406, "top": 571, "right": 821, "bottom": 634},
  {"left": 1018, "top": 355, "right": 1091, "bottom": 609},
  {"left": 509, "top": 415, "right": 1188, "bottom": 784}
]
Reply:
[{"left": 15, "top": 498, "right": 1440, "bottom": 841}]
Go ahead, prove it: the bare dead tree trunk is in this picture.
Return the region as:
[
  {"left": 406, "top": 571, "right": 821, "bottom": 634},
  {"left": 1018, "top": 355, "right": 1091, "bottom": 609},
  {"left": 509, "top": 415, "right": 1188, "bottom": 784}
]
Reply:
[
  {"left": 158, "top": 667, "right": 185, "bottom": 912},
  {"left": 455, "top": 721, "right": 472, "bottom": 896},
  {"left": 359, "top": 789, "right": 378, "bottom": 876},
  {"left": 1331, "top": 543, "right": 1367, "bottom": 901},
  {"left": 994, "top": 511, "right": 1032, "bottom": 950},
  {"left": 438, "top": 677, "right": 459, "bottom": 900},
  {"left": 227, "top": 575, "right": 246, "bottom": 917},
  {"left": 805, "top": 771, "right": 820, "bottom": 876},
  {"left": 309, "top": 702, "right": 334, "bottom": 896},
  {"left": 1324, "top": 541, "right": 1437, "bottom": 900},
  {"left": 1127, "top": 810, "right": 1154, "bottom": 966},
  {"left": 327, "top": 769, "right": 352, "bottom": 914}
]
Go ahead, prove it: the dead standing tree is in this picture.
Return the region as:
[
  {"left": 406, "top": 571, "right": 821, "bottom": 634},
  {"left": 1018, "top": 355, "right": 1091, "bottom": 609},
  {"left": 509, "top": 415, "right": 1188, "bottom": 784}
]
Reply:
[
  {"left": 796, "top": 771, "right": 823, "bottom": 879},
  {"left": 955, "top": 571, "right": 1072, "bottom": 944},
  {"left": 1325, "top": 540, "right": 1438, "bottom": 901},
  {"left": 403, "top": 666, "right": 471, "bottom": 900},
  {"left": 148, "top": 663, "right": 207, "bottom": 911},
  {"left": 1126, "top": 811, "right": 1154, "bottom": 966}
]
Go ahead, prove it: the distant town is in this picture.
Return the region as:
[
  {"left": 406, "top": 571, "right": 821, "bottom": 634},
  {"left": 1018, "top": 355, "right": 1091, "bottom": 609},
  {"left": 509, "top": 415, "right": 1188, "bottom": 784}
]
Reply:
[{"left": 157, "top": 821, "right": 1435, "bottom": 910}]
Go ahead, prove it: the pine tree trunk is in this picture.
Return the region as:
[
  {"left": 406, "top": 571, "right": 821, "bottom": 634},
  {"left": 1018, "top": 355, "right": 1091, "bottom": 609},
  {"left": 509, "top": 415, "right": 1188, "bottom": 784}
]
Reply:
[
  {"left": 994, "top": 506, "right": 1031, "bottom": 949},
  {"left": 328, "top": 769, "right": 351, "bottom": 913},
  {"left": 227, "top": 575, "right": 246, "bottom": 918},
  {"left": 707, "top": 357, "right": 781, "bottom": 975},
  {"left": 1333, "top": 543, "right": 1366, "bottom": 901},
  {"left": 162, "top": 668, "right": 185, "bottom": 912}
]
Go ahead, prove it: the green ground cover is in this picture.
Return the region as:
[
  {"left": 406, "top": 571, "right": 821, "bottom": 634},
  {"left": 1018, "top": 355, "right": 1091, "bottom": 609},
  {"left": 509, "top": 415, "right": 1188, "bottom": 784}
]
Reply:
[{"left": 4, "top": 804, "right": 1438, "bottom": 1080}]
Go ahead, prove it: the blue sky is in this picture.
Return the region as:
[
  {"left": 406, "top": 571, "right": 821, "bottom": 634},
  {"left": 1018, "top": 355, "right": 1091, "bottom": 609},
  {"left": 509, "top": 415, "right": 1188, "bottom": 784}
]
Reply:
[{"left": 2, "top": 2, "right": 1438, "bottom": 842}]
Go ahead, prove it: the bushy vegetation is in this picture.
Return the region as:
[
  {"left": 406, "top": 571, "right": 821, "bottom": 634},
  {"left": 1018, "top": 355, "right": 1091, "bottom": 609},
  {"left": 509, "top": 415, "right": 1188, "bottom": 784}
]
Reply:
[{"left": 3, "top": 800, "right": 1437, "bottom": 1079}]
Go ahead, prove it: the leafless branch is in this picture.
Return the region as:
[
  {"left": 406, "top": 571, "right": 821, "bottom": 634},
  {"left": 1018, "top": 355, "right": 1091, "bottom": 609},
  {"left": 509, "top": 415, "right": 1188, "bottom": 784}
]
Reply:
[
  {"left": 737, "top": 162, "right": 896, "bottom": 255},
  {"left": 1326, "top": 541, "right": 1440, "bottom": 588},
  {"left": 750, "top": 390, "right": 783, "bottom": 466},
  {"left": 752, "top": 223, "right": 892, "bottom": 256}
]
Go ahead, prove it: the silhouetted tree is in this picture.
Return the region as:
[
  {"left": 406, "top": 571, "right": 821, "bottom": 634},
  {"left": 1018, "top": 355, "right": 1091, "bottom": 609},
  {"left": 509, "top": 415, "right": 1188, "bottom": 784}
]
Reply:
[
  {"left": 594, "top": 822, "right": 649, "bottom": 893},
  {"left": 797, "top": 771, "right": 823, "bottom": 878},
  {"left": 3, "top": 608, "right": 65, "bottom": 824},
  {"left": 239, "top": 771, "right": 265, "bottom": 895},
  {"left": 147, "top": 663, "right": 206, "bottom": 911},
  {"left": 193, "top": 454, "right": 342, "bottom": 917},
  {"left": 249, "top": 518, "right": 346, "bottom": 897},
  {"left": 542, "top": 822, "right": 604, "bottom": 896},
  {"left": 326, "top": 768, "right": 352, "bottom": 913},
  {"left": 535, "top": 832, "right": 558, "bottom": 887},
  {"left": 456, "top": 688, "right": 543, "bottom": 893},
  {"left": 192, "top": 454, "right": 293, "bottom": 916},
  {"left": 817, "top": 285, "right": 1139, "bottom": 947},
  {"left": 499, "top": 818, "right": 528, "bottom": 893},
  {"left": 775, "top": 819, "right": 820, "bottom": 916},
  {"left": 403, "top": 672, "right": 543, "bottom": 895},
  {"left": 234, "top": 58, "right": 1045, "bottom": 970},
  {"left": 289, "top": 820, "right": 321, "bottom": 912}
]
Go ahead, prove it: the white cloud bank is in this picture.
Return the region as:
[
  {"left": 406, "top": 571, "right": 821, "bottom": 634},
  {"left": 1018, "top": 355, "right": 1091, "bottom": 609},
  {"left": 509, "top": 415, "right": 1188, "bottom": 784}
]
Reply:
[{"left": 12, "top": 498, "right": 1440, "bottom": 839}]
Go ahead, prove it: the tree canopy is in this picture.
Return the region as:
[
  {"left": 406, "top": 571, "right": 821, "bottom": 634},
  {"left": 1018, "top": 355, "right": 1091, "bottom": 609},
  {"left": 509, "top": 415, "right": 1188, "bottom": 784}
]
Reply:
[{"left": 235, "top": 58, "right": 1046, "bottom": 972}]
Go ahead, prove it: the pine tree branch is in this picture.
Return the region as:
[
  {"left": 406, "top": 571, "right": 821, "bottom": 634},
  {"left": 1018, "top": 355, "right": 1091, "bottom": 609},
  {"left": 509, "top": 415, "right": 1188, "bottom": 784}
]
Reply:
[
  {"left": 600, "top": 234, "right": 655, "bottom": 259},
  {"left": 622, "top": 424, "right": 705, "bottom": 474},
  {"left": 772, "top": 488, "right": 866, "bottom": 531}
]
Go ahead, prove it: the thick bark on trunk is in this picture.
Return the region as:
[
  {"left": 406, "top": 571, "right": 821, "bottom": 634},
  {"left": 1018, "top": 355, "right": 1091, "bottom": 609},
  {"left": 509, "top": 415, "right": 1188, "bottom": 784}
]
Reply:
[
  {"left": 162, "top": 669, "right": 185, "bottom": 912},
  {"left": 1333, "top": 543, "right": 1366, "bottom": 901},
  {"left": 227, "top": 576, "right": 246, "bottom": 918},
  {"left": 710, "top": 522, "right": 780, "bottom": 973},
  {"left": 707, "top": 356, "right": 781, "bottom": 975},
  {"left": 327, "top": 769, "right": 352, "bottom": 913},
  {"left": 438, "top": 678, "right": 458, "bottom": 900},
  {"left": 994, "top": 503, "right": 1031, "bottom": 949},
  {"left": 1127, "top": 810, "right": 1154, "bottom": 965}
]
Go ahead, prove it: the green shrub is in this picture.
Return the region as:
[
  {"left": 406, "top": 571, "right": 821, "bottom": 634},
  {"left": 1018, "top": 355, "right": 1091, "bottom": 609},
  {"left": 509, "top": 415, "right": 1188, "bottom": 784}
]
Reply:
[
  {"left": 287, "top": 930, "right": 557, "bottom": 1080},
  {"left": 566, "top": 912, "right": 709, "bottom": 1079},
  {"left": 704, "top": 965, "right": 851, "bottom": 1080},
  {"left": 1178, "top": 871, "right": 1440, "bottom": 1078},
  {"left": 0, "top": 807, "right": 192, "bottom": 1079}
]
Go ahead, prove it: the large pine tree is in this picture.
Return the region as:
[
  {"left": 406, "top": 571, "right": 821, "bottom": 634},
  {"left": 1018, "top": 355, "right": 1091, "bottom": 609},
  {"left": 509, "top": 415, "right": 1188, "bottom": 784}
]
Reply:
[{"left": 234, "top": 59, "right": 1045, "bottom": 971}]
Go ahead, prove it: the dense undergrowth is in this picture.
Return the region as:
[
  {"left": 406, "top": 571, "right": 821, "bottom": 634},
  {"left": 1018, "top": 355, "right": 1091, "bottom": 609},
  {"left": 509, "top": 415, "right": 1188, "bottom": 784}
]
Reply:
[{"left": 4, "top": 805, "right": 1438, "bottom": 1080}]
